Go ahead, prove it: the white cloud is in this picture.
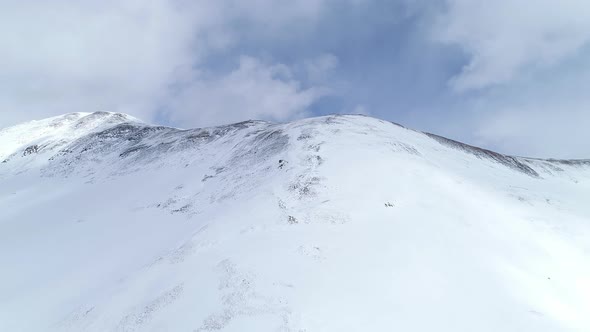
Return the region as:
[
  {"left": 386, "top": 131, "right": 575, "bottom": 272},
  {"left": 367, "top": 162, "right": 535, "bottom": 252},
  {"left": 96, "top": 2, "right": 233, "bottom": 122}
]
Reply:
[
  {"left": 423, "top": 0, "right": 590, "bottom": 158},
  {"left": 165, "top": 56, "right": 330, "bottom": 127},
  {"left": 0, "top": 0, "right": 335, "bottom": 128},
  {"left": 0, "top": 0, "right": 200, "bottom": 126},
  {"left": 469, "top": 65, "right": 590, "bottom": 158},
  {"left": 436, "top": 0, "right": 590, "bottom": 91}
]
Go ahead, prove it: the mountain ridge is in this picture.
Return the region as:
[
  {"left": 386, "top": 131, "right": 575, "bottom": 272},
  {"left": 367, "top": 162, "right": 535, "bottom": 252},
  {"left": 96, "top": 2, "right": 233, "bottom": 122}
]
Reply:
[{"left": 2, "top": 112, "right": 588, "bottom": 179}]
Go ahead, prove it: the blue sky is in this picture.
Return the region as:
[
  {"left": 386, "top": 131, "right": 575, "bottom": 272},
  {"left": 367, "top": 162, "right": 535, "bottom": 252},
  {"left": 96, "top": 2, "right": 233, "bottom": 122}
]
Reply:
[{"left": 2, "top": 0, "right": 590, "bottom": 158}]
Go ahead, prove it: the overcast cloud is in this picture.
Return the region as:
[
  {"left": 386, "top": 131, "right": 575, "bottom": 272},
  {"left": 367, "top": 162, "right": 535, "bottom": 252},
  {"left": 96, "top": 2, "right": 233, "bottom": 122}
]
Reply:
[{"left": 1, "top": 0, "right": 589, "bottom": 158}]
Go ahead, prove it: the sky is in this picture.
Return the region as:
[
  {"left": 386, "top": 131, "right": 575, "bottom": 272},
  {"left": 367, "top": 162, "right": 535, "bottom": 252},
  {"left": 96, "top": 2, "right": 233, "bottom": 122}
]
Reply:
[{"left": 1, "top": 0, "right": 590, "bottom": 158}]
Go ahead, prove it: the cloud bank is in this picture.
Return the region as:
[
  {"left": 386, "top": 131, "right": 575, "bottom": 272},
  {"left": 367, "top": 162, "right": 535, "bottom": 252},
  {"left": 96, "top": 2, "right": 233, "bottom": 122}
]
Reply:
[
  {"left": 0, "top": 0, "right": 337, "bottom": 128},
  {"left": 432, "top": 0, "right": 590, "bottom": 157},
  {"left": 437, "top": 0, "right": 590, "bottom": 92}
]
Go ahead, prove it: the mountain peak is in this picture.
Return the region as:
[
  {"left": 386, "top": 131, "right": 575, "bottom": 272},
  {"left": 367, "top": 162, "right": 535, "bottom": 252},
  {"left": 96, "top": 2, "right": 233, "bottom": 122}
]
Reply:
[{"left": 0, "top": 111, "right": 141, "bottom": 164}]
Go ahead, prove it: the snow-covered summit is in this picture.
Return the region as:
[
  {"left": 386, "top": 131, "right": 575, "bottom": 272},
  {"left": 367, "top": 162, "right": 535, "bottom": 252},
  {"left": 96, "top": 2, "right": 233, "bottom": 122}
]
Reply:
[
  {"left": 0, "top": 111, "right": 140, "bottom": 163},
  {"left": 1, "top": 112, "right": 589, "bottom": 331},
  {"left": 1, "top": 111, "right": 587, "bottom": 180}
]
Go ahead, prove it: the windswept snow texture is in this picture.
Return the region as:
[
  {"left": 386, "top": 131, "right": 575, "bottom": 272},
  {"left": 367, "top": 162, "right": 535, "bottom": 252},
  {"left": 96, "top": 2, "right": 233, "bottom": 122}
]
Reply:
[{"left": 1, "top": 112, "right": 589, "bottom": 331}]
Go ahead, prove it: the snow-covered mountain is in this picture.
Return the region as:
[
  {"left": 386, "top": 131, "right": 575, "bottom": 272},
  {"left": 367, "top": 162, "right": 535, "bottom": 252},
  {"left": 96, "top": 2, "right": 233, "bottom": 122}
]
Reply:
[{"left": 1, "top": 111, "right": 589, "bottom": 331}]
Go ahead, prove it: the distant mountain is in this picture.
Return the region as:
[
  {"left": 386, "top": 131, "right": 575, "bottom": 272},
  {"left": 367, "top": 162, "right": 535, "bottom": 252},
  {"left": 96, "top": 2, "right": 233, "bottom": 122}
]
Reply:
[{"left": 1, "top": 112, "right": 589, "bottom": 331}]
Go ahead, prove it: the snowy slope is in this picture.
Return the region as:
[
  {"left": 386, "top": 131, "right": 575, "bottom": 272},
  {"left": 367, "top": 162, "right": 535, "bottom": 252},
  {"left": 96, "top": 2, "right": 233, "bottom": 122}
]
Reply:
[{"left": 0, "top": 112, "right": 589, "bottom": 331}]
